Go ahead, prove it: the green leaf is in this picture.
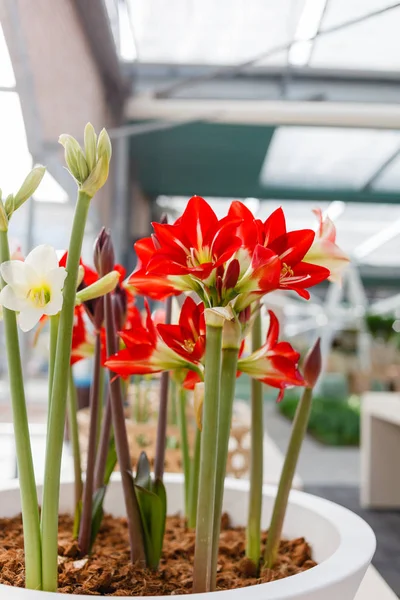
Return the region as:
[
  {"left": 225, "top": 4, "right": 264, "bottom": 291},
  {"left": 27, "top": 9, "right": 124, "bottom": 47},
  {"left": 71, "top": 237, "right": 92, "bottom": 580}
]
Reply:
[
  {"left": 89, "top": 486, "right": 107, "bottom": 552},
  {"left": 104, "top": 435, "right": 117, "bottom": 485},
  {"left": 134, "top": 479, "right": 167, "bottom": 570},
  {"left": 135, "top": 451, "right": 151, "bottom": 490}
]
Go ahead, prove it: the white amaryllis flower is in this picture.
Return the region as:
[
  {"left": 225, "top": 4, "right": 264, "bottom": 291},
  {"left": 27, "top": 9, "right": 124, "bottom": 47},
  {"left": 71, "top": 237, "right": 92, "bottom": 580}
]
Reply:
[{"left": 0, "top": 245, "right": 67, "bottom": 332}]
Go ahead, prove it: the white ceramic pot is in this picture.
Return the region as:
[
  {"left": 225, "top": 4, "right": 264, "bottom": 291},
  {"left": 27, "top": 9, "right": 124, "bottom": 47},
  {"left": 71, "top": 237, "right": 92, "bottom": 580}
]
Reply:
[{"left": 0, "top": 474, "right": 375, "bottom": 599}]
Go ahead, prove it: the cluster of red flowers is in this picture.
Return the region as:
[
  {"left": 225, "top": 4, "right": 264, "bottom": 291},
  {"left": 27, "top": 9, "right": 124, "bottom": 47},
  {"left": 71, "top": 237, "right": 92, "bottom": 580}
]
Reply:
[{"left": 63, "top": 197, "right": 347, "bottom": 399}]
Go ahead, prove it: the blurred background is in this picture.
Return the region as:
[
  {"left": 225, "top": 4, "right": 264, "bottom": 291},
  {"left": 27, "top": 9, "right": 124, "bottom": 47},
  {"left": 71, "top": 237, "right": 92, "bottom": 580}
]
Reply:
[{"left": 0, "top": 1, "right": 400, "bottom": 596}]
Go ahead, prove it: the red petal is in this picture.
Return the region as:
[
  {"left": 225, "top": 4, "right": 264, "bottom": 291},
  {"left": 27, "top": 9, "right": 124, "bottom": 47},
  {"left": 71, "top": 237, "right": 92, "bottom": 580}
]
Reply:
[
  {"left": 266, "top": 310, "right": 279, "bottom": 348},
  {"left": 128, "top": 269, "right": 182, "bottom": 299},
  {"left": 262, "top": 208, "right": 287, "bottom": 245},
  {"left": 134, "top": 236, "right": 157, "bottom": 269},
  {"left": 228, "top": 201, "right": 259, "bottom": 251},
  {"left": 179, "top": 196, "right": 218, "bottom": 250},
  {"left": 270, "top": 229, "right": 315, "bottom": 265},
  {"left": 105, "top": 349, "right": 161, "bottom": 377},
  {"left": 183, "top": 370, "right": 202, "bottom": 390}
]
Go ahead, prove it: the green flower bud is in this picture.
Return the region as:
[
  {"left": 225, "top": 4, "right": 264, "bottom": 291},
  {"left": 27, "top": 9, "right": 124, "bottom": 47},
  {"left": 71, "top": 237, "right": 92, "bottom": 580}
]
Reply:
[
  {"left": 4, "top": 194, "right": 14, "bottom": 219},
  {"left": 81, "top": 154, "right": 109, "bottom": 198},
  {"left": 60, "top": 126, "right": 112, "bottom": 196},
  {"left": 0, "top": 199, "right": 8, "bottom": 232},
  {"left": 76, "top": 150, "right": 90, "bottom": 183},
  {"left": 97, "top": 128, "right": 112, "bottom": 162},
  {"left": 14, "top": 166, "right": 46, "bottom": 210},
  {"left": 84, "top": 123, "right": 97, "bottom": 172},
  {"left": 75, "top": 270, "right": 120, "bottom": 304},
  {"left": 59, "top": 134, "right": 82, "bottom": 182}
]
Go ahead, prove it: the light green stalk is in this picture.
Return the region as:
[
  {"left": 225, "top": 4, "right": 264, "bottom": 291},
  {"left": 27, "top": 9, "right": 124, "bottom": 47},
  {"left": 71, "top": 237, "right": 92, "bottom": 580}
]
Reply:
[
  {"left": 192, "top": 320, "right": 223, "bottom": 593},
  {"left": 68, "top": 367, "right": 83, "bottom": 539},
  {"left": 188, "top": 427, "right": 201, "bottom": 528},
  {"left": 264, "top": 387, "right": 313, "bottom": 568},
  {"left": 177, "top": 385, "right": 191, "bottom": 517},
  {"left": 246, "top": 310, "right": 264, "bottom": 569},
  {"left": 48, "top": 314, "right": 60, "bottom": 410},
  {"left": 211, "top": 320, "right": 241, "bottom": 581},
  {"left": 0, "top": 230, "right": 42, "bottom": 590},
  {"left": 41, "top": 191, "right": 91, "bottom": 592}
]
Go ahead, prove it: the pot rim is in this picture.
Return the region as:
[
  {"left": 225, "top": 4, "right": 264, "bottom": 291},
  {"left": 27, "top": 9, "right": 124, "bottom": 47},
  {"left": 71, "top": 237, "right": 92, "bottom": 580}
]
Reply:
[{"left": 0, "top": 474, "right": 376, "bottom": 599}]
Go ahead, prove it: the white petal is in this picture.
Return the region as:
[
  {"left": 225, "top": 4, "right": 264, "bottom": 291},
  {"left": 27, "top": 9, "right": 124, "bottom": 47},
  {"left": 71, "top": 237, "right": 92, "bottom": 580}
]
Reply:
[
  {"left": 0, "top": 285, "right": 26, "bottom": 311},
  {"left": 18, "top": 307, "right": 42, "bottom": 332},
  {"left": 43, "top": 290, "right": 63, "bottom": 316},
  {"left": 25, "top": 245, "right": 58, "bottom": 278},
  {"left": 47, "top": 267, "right": 68, "bottom": 290},
  {"left": 0, "top": 260, "right": 36, "bottom": 290}
]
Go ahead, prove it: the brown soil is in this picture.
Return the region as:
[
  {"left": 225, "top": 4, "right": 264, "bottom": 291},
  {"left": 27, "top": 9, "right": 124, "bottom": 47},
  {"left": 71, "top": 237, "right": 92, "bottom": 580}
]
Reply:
[{"left": 0, "top": 512, "right": 316, "bottom": 596}]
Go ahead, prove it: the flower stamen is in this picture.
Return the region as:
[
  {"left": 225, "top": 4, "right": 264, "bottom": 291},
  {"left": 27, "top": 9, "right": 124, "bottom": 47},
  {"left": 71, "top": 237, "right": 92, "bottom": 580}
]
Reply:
[{"left": 28, "top": 286, "right": 51, "bottom": 308}]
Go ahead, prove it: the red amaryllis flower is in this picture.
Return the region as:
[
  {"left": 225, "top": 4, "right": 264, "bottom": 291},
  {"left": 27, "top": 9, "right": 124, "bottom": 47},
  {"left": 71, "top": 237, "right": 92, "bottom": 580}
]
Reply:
[
  {"left": 237, "top": 310, "right": 305, "bottom": 401},
  {"left": 105, "top": 300, "right": 203, "bottom": 379},
  {"left": 128, "top": 196, "right": 243, "bottom": 297},
  {"left": 158, "top": 297, "right": 206, "bottom": 363},
  {"left": 229, "top": 202, "right": 330, "bottom": 301}
]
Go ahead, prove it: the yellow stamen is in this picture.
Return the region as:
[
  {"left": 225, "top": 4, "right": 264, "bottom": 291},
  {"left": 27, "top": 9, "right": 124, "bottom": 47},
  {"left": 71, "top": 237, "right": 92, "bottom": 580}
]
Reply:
[
  {"left": 184, "top": 339, "right": 195, "bottom": 353},
  {"left": 27, "top": 286, "right": 51, "bottom": 308},
  {"left": 281, "top": 263, "right": 294, "bottom": 279}
]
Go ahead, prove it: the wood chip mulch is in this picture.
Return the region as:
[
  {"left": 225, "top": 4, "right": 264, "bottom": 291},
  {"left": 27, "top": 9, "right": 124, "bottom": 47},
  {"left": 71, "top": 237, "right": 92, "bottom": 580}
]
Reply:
[{"left": 0, "top": 512, "right": 316, "bottom": 595}]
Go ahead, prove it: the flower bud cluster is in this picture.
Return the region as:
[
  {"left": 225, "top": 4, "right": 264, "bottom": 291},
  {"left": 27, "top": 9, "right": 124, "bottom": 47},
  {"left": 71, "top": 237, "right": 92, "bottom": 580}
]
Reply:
[{"left": 59, "top": 123, "right": 112, "bottom": 198}]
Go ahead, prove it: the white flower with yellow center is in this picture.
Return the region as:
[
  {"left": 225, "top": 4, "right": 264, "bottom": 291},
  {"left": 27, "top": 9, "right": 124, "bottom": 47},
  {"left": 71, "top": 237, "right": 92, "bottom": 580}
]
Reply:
[{"left": 0, "top": 245, "right": 67, "bottom": 332}]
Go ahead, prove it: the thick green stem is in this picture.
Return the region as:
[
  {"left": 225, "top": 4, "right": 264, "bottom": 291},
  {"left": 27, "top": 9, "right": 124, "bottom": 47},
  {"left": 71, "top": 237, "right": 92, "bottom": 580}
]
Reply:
[
  {"left": 193, "top": 323, "right": 223, "bottom": 593},
  {"left": 177, "top": 385, "right": 191, "bottom": 517},
  {"left": 264, "top": 387, "right": 313, "bottom": 568},
  {"left": 188, "top": 426, "right": 201, "bottom": 528},
  {"left": 0, "top": 231, "right": 42, "bottom": 590},
  {"left": 211, "top": 345, "right": 240, "bottom": 581},
  {"left": 48, "top": 314, "right": 60, "bottom": 410},
  {"left": 41, "top": 190, "right": 91, "bottom": 592},
  {"left": 246, "top": 311, "right": 264, "bottom": 569},
  {"left": 68, "top": 368, "right": 83, "bottom": 539}
]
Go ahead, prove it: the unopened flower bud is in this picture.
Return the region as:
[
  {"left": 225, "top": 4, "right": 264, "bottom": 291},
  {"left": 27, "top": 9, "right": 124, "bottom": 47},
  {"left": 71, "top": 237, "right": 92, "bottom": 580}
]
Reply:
[
  {"left": 81, "top": 154, "right": 109, "bottom": 198},
  {"left": 93, "top": 227, "right": 115, "bottom": 276},
  {"left": 0, "top": 199, "right": 8, "bottom": 232},
  {"left": 76, "top": 271, "right": 120, "bottom": 304},
  {"left": 216, "top": 275, "right": 223, "bottom": 300},
  {"left": 239, "top": 305, "right": 251, "bottom": 324},
  {"left": 14, "top": 166, "right": 46, "bottom": 211},
  {"left": 113, "top": 285, "right": 128, "bottom": 330},
  {"left": 84, "top": 122, "right": 97, "bottom": 172},
  {"left": 76, "top": 150, "right": 90, "bottom": 183},
  {"left": 303, "top": 338, "right": 322, "bottom": 389},
  {"left": 97, "top": 128, "right": 112, "bottom": 162},
  {"left": 59, "top": 134, "right": 84, "bottom": 182},
  {"left": 4, "top": 194, "right": 14, "bottom": 219},
  {"left": 224, "top": 259, "right": 240, "bottom": 290}
]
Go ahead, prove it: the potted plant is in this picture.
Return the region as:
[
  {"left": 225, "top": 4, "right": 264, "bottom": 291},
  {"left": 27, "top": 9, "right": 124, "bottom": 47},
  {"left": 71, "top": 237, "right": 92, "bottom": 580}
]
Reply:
[{"left": 0, "top": 126, "right": 374, "bottom": 599}]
